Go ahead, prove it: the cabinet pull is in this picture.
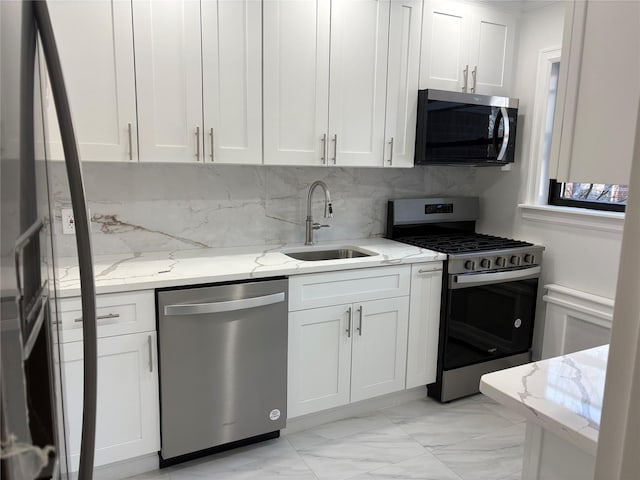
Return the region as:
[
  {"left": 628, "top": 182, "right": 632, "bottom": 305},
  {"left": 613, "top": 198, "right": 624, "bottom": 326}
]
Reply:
[
  {"left": 147, "top": 335, "right": 153, "bottom": 373},
  {"left": 195, "top": 126, "right": 200, "bottom": 161},
  {"left": 209, "top": 128, "right": 214, "bottom": 162},
  {"left": 470, "top": 66, "right": 477, "bottom": 93},
  {"left": 462, "top": 65, "right": 468, "bottom": 92},
  {"left": 74, "top": 313, "right": 120, "bottom": 323},
  {"left": 127, "top": 123, "right": 133, "bottom": 161},
  {"left": 357, "top": 305, "right": 363, "bottom": 336},
  {"left": 387, "top": 137, "right": 394, "bottom": 165},
  {"left": 346, "top": 307, "right": 352, "bottom": 337},
  {"left": 320, "top": 133, "right": 327, "bottom": 164},
  {"left": 331, "top": 134, "right": 337, "bottom": 164}
]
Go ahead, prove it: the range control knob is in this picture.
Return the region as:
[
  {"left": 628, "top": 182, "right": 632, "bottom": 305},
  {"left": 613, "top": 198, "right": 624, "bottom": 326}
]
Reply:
[
  {"left": 480, "top": 258, "right": 492, "bottom": 269},
  {"left": 510, "top": 255, "right": 522, "bottom": 266},
  {"left": 495, "top": 257, "right": 507, "bottom": 268},
  {"left": 524, "top": 254, "right": 536, "bottom": 264},
  {"left": 464, "top": 260, "right": 477, "bottom": 270}
]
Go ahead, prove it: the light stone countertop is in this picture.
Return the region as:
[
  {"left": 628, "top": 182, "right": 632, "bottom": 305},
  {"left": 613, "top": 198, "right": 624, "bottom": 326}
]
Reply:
[
  {"left": 55, "top": 238, "right": 446, "bottom": 298},
  {"left": 480, "top": 345, "right": 608, "bottom": 456}
]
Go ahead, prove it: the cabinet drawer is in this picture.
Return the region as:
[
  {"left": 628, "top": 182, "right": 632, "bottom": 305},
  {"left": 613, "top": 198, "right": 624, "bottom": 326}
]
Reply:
[
  {"left": 289, "top": 266, "right": 410, "bottom": 311},
  {"left": 57, "top": 290, "right": 155, "bottom": 342}
]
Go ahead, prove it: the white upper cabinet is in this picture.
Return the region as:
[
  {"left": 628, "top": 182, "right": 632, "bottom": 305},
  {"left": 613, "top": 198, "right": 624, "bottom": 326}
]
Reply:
[
  {"left": 549, "top": 0, "right": 639, "bottom": 185},
  {"left": 133, "top": 0, "right": 203, "bottom": 163},
  {"left": 45, "top": 0, "right": 137, "bottom": 162},
  {"left": 328, "top": 0, "right": 390, "bottom": 167},
  {"left": 384, "top": 0, "right": 423, "bottom": 168},
  {"left": 263, "top": 0, "right": 331, "bottom": 166},
  {"left": 420, "top": 0, "right": 515, "bottom": 96},
  {"left": 264, "top": 0, "right": 415, "bottom": 167},
  {"left": 201, "top": 0, "right": 262, "bottom": 164}
]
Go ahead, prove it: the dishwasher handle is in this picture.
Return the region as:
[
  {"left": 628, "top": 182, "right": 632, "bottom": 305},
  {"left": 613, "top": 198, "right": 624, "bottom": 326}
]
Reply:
[{"left": 163, "top": 292, "right": 285, "bottom": 316}]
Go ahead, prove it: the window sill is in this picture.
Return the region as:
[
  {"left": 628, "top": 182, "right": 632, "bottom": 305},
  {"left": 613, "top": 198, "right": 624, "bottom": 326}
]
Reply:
[{"left": 518, "top": 204, "right": 625, "bottom": 234}]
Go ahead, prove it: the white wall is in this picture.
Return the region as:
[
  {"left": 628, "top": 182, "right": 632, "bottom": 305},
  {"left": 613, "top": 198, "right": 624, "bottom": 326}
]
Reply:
[{"left": 475, "top": 2, "right": 624, "bottom": 356}]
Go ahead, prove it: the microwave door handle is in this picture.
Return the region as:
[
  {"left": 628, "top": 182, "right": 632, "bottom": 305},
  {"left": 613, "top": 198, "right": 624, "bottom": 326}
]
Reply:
[{"left": 495, "top": 107, "right": 510, "bottom": 162}]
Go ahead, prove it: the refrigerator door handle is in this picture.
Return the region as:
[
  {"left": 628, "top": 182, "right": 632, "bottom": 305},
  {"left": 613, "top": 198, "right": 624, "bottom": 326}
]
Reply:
[{"left": 34, "top": 2, "right": 98, "bottom": 478}]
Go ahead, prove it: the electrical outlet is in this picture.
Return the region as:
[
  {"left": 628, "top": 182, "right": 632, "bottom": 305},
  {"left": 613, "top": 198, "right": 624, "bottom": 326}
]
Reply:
[{"left": 61, "top": 208, "right": 75, "bottom": 235}]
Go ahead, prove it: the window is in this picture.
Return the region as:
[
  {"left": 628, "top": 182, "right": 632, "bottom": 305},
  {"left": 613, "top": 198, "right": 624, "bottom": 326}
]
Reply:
[
  {"left": 548, "top": 180, "right": 628, "bottom": 212},
  {"left": 540, "top": 61, "right": 627, "bottom": 213}
]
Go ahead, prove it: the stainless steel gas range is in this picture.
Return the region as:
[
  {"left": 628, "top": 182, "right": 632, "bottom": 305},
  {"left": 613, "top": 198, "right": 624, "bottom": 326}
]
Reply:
[{"left": 387, "top": 197, "right": 544, "bottom": 402}]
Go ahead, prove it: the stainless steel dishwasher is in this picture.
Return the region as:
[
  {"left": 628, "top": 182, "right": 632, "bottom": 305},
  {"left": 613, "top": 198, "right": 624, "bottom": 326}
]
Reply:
[{"left": 156, "top": 277, "right": 288, "bottom": 466}]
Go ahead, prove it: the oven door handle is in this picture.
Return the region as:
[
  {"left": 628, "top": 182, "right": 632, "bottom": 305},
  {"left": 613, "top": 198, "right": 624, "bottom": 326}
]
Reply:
[{"left": 450, "top": 266, "right": 540, "bottom": 289}]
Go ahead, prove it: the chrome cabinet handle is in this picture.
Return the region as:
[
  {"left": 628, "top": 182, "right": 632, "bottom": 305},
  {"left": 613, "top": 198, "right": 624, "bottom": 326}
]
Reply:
[
  {"left": 209, "top": 128, "right": 214, "bottom": 162},
  {"left": 462, "top": 64, "right": 468, "bottom": 92},
  {"left": 357, "top": 305, "right": 363, "bottom": 336},
  {"left": 164, "top": 292, "right": 285, "bottom": 316},
  {"left": 127, "top": 123, "right": 133, "bottom": 160},
  {"left": 331, "top": 134, "right": 337, "bottom": 164},
  {"left": 320, "top": 133, "right": 327, "bottom": 164},
  {"left": 418, "top": 268, "right": 440, "bottom": 274},
  {"left": 346, "top": 307, "right": 352, "bottom": 338},
  {"left": 195, "top": 126, "right": 200, "bottom": 161},
  {"left": 470, "top": 66, "right": 477, "bottom": 93},
  {"left": 147, "top": 335, "right": 153, "bottom": 372},
  {"left": 74, "top": 313, "right": 120, "bottom": 323},
  {"left": 387, "top": 137, "right": 394, "bottom": 165}
]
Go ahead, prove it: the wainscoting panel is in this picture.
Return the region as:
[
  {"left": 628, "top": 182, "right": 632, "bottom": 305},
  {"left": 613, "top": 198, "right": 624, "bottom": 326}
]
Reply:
[{"left": 541, "top": 284, "right": 614, "bottom": 359}]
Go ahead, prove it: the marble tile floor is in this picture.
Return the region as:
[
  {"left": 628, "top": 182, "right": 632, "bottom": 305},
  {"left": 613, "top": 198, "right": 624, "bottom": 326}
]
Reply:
[{"left": 128, "top": 394, "right": 525, "bottom": 480}]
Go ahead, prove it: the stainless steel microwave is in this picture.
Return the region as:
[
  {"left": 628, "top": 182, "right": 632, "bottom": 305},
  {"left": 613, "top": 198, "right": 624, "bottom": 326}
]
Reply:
[{"left": 414, "top": 89, "right": 519, "bottom": 166}]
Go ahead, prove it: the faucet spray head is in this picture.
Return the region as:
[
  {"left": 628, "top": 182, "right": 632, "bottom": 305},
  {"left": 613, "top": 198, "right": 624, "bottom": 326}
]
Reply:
[{"left": 325, "top": 202, "right": 334, "bottom": 219}]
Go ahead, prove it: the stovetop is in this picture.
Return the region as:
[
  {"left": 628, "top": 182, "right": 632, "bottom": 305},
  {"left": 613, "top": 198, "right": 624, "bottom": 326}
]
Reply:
[{"left": 396, "top": 232, "right": 533, "bottom": 254}]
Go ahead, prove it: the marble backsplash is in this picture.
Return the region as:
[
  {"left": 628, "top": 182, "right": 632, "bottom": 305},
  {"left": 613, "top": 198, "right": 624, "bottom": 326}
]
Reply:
[{"left": 48, "top": 162, "right": 478, "bottom": 257}]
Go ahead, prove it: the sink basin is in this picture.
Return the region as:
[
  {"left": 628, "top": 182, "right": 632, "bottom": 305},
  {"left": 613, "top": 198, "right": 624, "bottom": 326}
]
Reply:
[{"left": 283, "top": 247, "right": 376, "bottom": 262}]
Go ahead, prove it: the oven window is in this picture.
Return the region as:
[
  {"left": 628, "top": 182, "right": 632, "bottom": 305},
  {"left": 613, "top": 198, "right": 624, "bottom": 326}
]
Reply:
[{"left": 444, "top": 278, "right": 537, "bottom": 370}]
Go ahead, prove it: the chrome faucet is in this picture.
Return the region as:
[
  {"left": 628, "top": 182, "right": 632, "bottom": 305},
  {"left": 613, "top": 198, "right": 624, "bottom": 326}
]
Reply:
[{"left": 305, "top": 180, "right": 333, "bottom": 245}]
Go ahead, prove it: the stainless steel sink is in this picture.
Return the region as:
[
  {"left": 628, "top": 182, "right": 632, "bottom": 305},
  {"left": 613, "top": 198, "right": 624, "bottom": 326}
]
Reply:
[{"left": 283, "top": 247, "right": 376, "bottom": 261}]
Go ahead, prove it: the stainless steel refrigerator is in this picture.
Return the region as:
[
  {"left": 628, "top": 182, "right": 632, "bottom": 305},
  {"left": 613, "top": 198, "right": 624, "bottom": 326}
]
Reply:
[{"left": 1, "top": 1, "right": 98, "bottom": 478}]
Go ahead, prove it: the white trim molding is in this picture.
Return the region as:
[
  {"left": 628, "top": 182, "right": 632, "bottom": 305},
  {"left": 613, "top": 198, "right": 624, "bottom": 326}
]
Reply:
[
  {"left": 541, "top": 283, "right": 613, "bottom": 359},
  {"left": 519, "top": 203, "right": 625, "bottom": 234}
]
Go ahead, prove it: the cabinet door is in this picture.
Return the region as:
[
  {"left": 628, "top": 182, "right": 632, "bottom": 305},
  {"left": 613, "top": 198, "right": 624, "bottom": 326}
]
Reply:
[
  {"left": 384, "top": 0, "right": 422, "bottom": 168},
  {"left": 467, "top": 7, "right": 515, "bottom": 96},
  {"left": 288, "top": 305, "right": 352, "bottom": 418},
  {"left": 133, "top": 0, "right": 203, "bottom": 163},
  {"left": 350, "top": 297, "right": 409, "bottom": 402},
  {"left": 201, "top": 0, "right": 262, "bottom": 165},
  {"left": 44, "top": 0, "right": 137, "bottom": 162},
  {"left": 419, "top": 0, "right": 471, "bottom": 91},
  {"left": 406, "top": 263, "right": 442, "bottom": 388},
  {"left": 550, "top": 0, "right": 639, "bottom": 185},
  {"left": 263, "top": 0, "right": 331, "bottom": 166},
  {"left": 328, "top": 0, "right": 390, "bottom": 166},
  {"left": 61, "top": 333, "right": 160, "bottom": 471}
]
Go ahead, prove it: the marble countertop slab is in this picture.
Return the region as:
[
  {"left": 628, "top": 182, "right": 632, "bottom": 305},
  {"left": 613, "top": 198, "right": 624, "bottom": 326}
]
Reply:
[
  {"left": 480, "top": 345, "right": 608, "bottom": 456},
  {"left": 56, "top": 238, "right": 446, "bottom": 298}
]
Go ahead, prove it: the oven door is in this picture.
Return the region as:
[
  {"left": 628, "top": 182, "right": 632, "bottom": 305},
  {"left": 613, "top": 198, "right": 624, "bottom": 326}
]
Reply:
[{"left": 443, "top": 267, "right": 539, "bottom": 370}]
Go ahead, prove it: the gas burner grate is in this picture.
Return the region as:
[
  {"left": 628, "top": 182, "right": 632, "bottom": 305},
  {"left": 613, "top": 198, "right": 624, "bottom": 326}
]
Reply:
[{"left": 398, "top": 233, "right": 533, "bottom": 254}]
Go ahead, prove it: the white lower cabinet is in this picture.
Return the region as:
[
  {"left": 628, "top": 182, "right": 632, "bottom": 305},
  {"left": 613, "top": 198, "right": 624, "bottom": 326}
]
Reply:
[
  {"left": 349, "top": 297, "right": 409, "bottom": 402},
  {"left": 288, "top": 304, "right": 353, "bottom": 416},
  {"left": 58, "top": 291, "right": 159, "bottom": 472},
  {"left": 61, "top": 332, "right": 160, "bottom": 471},
  {"left": 406, "top": 263, "right": 442, "bottom": 388},
  {"left": 288, "top": 297, "right": 409, "bottom": 417},
  {"left": 287, "top": 266, "right": 414, "bottom": 418}
]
